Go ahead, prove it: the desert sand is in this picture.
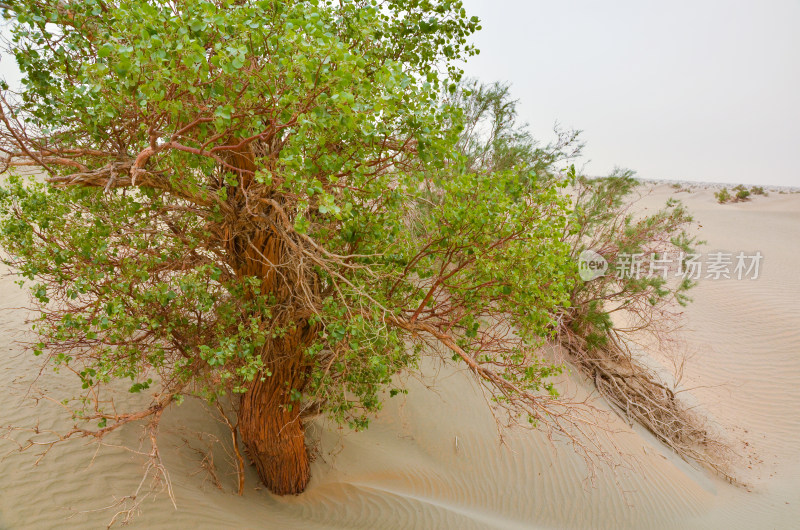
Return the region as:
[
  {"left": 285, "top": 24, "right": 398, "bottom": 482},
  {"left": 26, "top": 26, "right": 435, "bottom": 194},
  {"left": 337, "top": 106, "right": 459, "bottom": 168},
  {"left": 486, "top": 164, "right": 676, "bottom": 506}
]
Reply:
[{"left": 1, "top": 184, "right": 798, "bottom": 528}]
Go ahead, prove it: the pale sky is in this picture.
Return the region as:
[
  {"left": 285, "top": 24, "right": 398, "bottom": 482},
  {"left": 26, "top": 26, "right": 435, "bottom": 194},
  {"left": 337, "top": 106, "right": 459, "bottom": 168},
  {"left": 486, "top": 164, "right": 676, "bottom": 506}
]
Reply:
[
  {"left": 2, "top": 2, "right": 798, "bottom": 186},
  {"left": 461, "top": 0, "right": 800, "bottom": 186}
]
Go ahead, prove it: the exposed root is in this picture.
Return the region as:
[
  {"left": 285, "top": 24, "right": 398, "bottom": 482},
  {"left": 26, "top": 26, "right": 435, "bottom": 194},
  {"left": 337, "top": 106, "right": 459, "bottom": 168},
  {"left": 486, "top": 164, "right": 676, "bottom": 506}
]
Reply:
[
  {"left": 181, "top": 432, "right": 224, "bottom": 491},
  {"left": 1, "top": 389, "right": 176, "bottom": 527},
  {"left": 214, "top": 401, "right": 246, "bottom": 495},
  {"left": 558, "top": 323, "right": 739, "bottom": 483}
]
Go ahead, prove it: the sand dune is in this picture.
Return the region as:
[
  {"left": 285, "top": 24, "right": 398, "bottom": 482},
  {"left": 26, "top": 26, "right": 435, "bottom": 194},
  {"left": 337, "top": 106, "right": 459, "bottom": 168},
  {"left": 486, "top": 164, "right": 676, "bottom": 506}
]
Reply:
[{"left": 1, "top": 185, "right": 798, "bottom": 528}]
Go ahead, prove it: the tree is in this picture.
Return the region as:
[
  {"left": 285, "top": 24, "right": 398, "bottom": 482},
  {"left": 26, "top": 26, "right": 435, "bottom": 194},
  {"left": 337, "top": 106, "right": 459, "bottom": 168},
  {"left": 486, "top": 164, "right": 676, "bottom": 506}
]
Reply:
[
  {"left": 449, "top": 80, "right": 735, "bottom": 480},
  {"left": 446, "top": 78, "right": 583, "bottom": 177},
  {"left": 0, "top": 0, "right": 593, "bottom": 497},
  {"left": 560, "top": 172, "right": 734, "bottom": 480}
]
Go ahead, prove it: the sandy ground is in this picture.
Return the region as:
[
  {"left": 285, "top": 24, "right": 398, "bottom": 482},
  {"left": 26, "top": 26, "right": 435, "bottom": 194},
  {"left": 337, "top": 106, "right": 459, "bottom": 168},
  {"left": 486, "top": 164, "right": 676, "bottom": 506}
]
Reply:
[{"left": 0, "top": 184, "right": 798, "bottom": 529}]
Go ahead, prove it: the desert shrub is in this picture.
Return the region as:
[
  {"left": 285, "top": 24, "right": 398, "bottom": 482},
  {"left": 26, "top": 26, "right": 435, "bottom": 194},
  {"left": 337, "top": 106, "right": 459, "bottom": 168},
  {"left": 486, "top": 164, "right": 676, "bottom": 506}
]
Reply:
[
  {"left": 732, "top": 184, "right": 751, "bottom": 201},
  {"left": 715, "top": 188, "right": 732, "bottom": 203},
  {"left": 450, "top": 82, "right": 736, "bottom": 481}
]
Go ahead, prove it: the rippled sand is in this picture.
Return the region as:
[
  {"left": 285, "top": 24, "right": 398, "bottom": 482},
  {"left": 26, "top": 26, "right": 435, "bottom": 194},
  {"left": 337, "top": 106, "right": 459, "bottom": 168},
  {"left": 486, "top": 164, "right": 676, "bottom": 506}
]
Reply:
[{"left": 1, "top": 184, "right": 798, "bottom": 528}]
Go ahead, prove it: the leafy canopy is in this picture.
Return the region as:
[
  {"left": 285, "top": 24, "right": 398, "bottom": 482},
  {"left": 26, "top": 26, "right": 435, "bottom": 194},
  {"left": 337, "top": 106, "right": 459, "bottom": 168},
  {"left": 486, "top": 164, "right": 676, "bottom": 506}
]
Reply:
[{"left": 0, "top": 0, "right": 576, "bottom": 434}]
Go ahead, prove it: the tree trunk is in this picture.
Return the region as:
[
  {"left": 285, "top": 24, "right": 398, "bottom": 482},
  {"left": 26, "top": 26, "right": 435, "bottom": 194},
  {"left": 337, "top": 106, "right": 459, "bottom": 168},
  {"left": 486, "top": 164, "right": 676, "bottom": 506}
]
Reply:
[
  {"left": 233, "top": 230, "right": 314, "bottom": 495},
  {"left": 220, "top": 139, "right": 317, "bottom": 495},
  {"left": 237, "top": 351, "right": 310, "bottom": 495}
]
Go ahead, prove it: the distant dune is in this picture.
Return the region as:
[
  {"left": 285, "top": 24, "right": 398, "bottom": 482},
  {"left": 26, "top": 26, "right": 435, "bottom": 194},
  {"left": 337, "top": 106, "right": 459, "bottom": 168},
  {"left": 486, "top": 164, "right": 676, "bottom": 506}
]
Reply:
[{"left": 1, "top": 184, "right": 798, "bottom": 528}]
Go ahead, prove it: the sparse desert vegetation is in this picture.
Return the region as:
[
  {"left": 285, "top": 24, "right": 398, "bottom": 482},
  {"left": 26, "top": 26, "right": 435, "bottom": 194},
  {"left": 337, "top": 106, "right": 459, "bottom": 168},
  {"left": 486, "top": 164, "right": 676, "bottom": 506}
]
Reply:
[{"left": 716, "top": 184, "right": 755, "bottom": 204}]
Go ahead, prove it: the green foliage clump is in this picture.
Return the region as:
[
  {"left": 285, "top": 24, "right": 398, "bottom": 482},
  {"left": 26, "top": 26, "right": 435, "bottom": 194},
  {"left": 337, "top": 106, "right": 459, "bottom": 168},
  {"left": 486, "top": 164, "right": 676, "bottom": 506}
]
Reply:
[
  {"left": 733, "top": 185, "right": 750, "bottom": 201},
  {"left": 715, "top": 188, "right": 732, "bottom": 203}
]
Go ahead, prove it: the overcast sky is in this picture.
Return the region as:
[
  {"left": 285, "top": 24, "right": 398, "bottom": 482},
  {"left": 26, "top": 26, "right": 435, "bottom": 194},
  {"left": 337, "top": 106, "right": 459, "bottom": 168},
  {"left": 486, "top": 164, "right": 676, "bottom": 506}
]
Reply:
[
  {"left": 461, "top": 0, "right": 800, "bottom": 186},
  {"left": 1, "top": 2, "right": 798, "bottom": 186}
]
